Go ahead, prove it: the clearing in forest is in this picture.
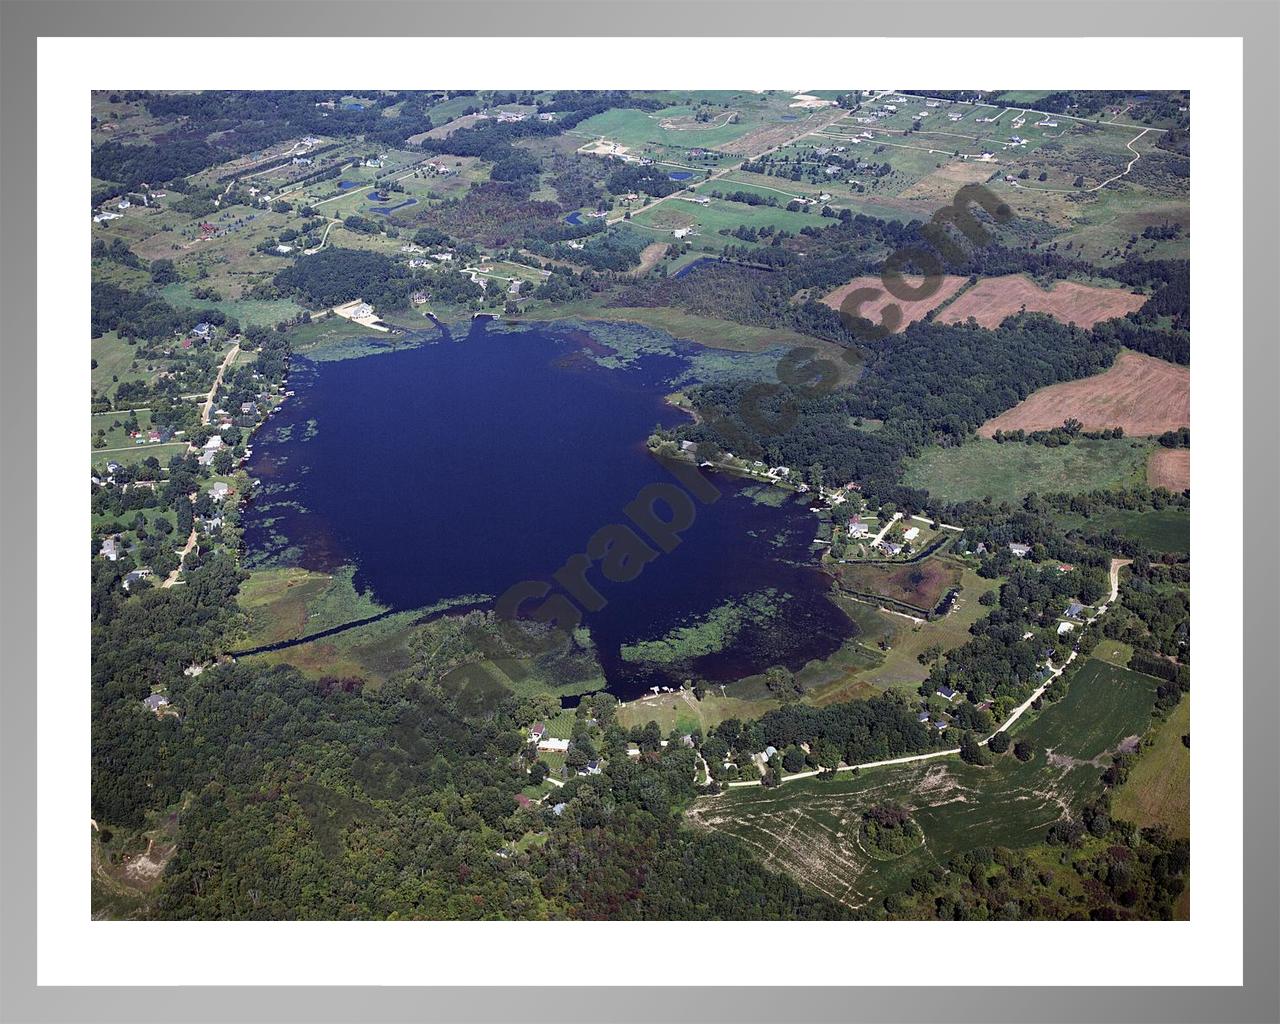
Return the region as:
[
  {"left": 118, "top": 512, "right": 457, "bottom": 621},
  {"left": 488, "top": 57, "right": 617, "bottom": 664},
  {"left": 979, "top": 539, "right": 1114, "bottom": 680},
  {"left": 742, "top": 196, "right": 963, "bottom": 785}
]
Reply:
[
  {"left": 820, "top": 274, "right": 967, "bottom": 334},
  {"left": 979, "top": 351, "right": 1189, "bottom": 438},
  {"left": 938, "top": 273, "right": 1147, "bottom": 329},
  {"left": 1147, "top": 447, "right": 1190, "bottom": 491}
]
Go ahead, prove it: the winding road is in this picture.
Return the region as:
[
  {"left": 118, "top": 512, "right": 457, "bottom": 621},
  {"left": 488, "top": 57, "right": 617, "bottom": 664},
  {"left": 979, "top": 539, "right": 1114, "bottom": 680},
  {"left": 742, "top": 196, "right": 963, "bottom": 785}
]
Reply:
[{"left": 721, "top": 557, "right": 1129, "bottom": 789}]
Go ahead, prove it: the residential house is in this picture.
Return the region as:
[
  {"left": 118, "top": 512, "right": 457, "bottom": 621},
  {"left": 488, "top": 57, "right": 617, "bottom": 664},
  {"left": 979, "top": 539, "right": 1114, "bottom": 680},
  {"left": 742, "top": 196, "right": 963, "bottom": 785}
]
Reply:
[
  {"left": 99, "top": 535, "right": 121, "bottom": 561},
  {"left": 1008, "top": 542, "right": 1032, "bottom": 557},
  {"left": 209, "top": 482, "right": 230, "bottom": 501},
  {"left": 143, "top": 693, "right": 170, "bottom": 713},
  {"left": 936, "top": 685, "right": 958, "bottom": 701},
  {"left": 122, "top": 568, "right": 153, "bottom": 591},
  {"left": 902, "top": 526, "right": 921, "bottom": 542},
  {"left": 1057, "top": 621, "right": 1075, "bottom": 635},
  {"left": 537, "top": 737, "right": 570, "bottom": 753},
  {"left": 529, "top": 722, "right": 546, "bottom": 742},
  {"left": 1065, "top": 601, "right": 1086, "bottom": 619}
]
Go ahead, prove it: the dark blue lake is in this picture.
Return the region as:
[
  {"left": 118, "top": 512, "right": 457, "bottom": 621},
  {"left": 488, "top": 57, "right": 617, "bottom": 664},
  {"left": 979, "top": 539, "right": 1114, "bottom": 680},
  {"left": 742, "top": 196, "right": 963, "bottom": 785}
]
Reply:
[{"left": 240, "top": 320, "right": 854, "bottom": 698}]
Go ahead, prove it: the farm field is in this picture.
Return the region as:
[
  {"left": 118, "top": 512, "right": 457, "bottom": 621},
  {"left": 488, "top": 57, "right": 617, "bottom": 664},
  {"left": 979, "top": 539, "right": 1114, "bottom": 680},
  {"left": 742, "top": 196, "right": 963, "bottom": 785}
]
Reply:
[
  {"left": 686, "top": 657, "right": 1159, "bottom": 908},
  {"left": 1147, "top": 447, "right": 1190, "bottom": 491},
  {"left": 902, "top": 437, "right": 1152, "bottom": 505},
  {"left": 938, "top": 274, "right": 1146, "bottom": 329},
  {"left": 1058, "top": 507, "right": 1189, "bottom": 555},
  {"left": 978, "top": 351, "right": 1189, "bottom": 438},
  {"left": 1112, "top": 697, "right": 1190, "bottom": 839},
  {"left": 820, "top": 274, "right": 968, "bottom": 333}
]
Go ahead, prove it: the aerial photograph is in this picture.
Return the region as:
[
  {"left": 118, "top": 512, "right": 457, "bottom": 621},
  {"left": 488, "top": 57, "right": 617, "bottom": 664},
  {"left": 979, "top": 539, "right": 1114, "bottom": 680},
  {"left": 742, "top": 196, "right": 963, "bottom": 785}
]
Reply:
[{"left": 89, "top": 88, "right": 1191, "bottom": 922}]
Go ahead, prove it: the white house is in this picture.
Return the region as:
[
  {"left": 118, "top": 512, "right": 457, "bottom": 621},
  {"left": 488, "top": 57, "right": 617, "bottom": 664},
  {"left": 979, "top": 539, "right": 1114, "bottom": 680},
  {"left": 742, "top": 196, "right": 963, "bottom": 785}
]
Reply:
[{"left": 536, "top": 737, "right": 570, "bottom": 753}]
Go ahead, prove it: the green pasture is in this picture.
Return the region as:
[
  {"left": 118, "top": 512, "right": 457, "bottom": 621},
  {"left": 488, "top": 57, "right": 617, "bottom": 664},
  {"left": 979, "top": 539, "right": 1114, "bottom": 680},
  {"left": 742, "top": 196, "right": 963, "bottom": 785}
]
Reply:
[{"left": 902, "top": 437, "right": 1152, "bottom": 505}]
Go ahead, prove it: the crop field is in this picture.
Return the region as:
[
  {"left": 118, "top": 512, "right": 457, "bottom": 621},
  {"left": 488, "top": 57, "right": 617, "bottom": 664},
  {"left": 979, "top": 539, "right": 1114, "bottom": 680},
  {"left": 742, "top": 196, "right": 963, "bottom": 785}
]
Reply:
[
  {"left": 978, "top": 351, "right": 1188, "bottom": 439},
  {"left": 1058, "top": 507, "right": 1189, "bottom": 554},
  {"left": 902, "top": 437, "right": 1152, "bottom": 505},
  {"left": 938, "top": 274, "right": 1147, "bottom": 330},
  {"left": 820, "top": 274, "right": 968, "bottom": 332},
  {"left": 1147, "top": 447, "right": 1190, "bottom": 491},
  {"left": 1112, "top": 697, "right": 1190, "bottom": 838},
  {"left": 685, "top": 657, "right": 1158, "bottom": 908},
  {"left": 835, "top": 556, "right": 962, "bottom": 616}
]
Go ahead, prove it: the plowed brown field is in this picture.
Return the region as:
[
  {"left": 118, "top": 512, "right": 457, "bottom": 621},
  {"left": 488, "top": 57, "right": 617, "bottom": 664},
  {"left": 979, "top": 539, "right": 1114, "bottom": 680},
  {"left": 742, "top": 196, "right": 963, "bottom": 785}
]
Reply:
[
  {"left": 821, "top": 274, "right": 967, "bottom": 334},
  {"left": 1147, "top": 448, "right": 1190, "bottom": 491},
  {"left": 979, "top": 351, "right": 1189, "bottom": 438},
  {"left": 939, "top": 274, "right": 1146, "bottom": 329}
]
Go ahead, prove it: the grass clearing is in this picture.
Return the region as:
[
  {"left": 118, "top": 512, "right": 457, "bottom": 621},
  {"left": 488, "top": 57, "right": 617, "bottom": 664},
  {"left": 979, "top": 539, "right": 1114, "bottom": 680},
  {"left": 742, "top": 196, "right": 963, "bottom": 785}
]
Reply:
[
  {"left": 902, "top": 437, "right": 1152, "bottom": 505},
  {"left": 1113, "top": 698, "right": 1190, "bottom": 838},
  {"left": 1057, "top": 507, "right": 1189, "bottom": 555}
]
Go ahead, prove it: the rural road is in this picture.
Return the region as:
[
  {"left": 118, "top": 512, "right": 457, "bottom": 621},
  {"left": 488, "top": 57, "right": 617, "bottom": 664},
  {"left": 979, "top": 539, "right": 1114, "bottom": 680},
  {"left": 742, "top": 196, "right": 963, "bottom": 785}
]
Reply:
[
  {"left": 160, "top": 528, "right": 198, "bottom": 589},
  {"left": 721, "top": 557, "right": 1129, "bottom": 789},
  {"left": 201, "top": 343, "right": 240, "bottom": 426},
  {"left": 869, "top": 511, "right": 904, "bottom": 546}
]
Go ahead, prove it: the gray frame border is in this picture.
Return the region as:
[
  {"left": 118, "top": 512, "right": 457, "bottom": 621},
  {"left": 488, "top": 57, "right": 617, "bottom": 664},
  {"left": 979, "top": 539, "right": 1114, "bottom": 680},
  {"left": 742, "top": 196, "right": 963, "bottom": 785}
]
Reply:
[{"left": 1, "top": 2, "right": 1276, "bottom": 1022}]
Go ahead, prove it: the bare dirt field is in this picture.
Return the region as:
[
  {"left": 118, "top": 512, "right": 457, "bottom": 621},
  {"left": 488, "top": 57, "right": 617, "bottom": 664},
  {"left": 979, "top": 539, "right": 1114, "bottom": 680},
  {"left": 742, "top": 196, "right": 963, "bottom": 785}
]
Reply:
[
  {"left": 898, "top": 160, "right": 1002, "bottom": 201},
  {"left": 1147, "top": 447, "right": 1190, "bottom": 490},
  {"left": 718, "top": 107, "right": 847, "bottom": 156},
  {"left": 938, "top": 274, "right": 1147, "bottom": 329},
  {"left": 633, "top": 242, "right": 669, "bottom": 276},
  {"left": 979, "top": 351, "right": 1189, "bottom": 438},
  {"left": 820, "top": 274, "right": 967, "bottom": 334}
]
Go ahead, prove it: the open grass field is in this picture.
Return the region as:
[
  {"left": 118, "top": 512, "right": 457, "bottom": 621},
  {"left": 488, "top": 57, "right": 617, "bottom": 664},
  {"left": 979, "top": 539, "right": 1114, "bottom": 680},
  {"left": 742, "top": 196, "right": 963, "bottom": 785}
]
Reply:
[
  {"left": 835, "top": 556, "right": 962, "bottom": 616},
  {"left": 902, "top": 437, "right": 1152, "bottom": 505},
  {"left": 1112, "top": 697, "right": 1190, "bottom": 839},
  {"left": 573, "top": 106, "right": 757, "bottom": 154},
  {"left": 615, "top": 685, "right": 779, "bottom": 736},
  {"left": 90, "top": 442, "right": 189, "bottom": 470},
  {"left": 938, "top": 274, "right": 1146, "bottom": 329},
  {"left": 820, "top": 274, "right": 968, "bottom": 333},
  {"left": 685, "top": 657, "right": 1159, "bottom": 908},
  {"left": 1058, "top": 507, "right": 1190, "bottom": 555},
  {"left": 1147, "top": 447, "right": 1190, "bottom": 491},
  {"left": 979, "top": 352, "right": 1189, "bottom": 439}
]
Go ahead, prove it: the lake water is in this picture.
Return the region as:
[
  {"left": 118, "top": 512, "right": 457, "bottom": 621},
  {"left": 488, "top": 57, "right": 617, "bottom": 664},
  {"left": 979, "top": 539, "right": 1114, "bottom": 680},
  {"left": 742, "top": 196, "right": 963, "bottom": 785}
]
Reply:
[
  {"left": 240, "top": 320, "right": 855, "bottom": 698},
  {"left": 667, "top": 170, "right": 694, "bottom": 181}
]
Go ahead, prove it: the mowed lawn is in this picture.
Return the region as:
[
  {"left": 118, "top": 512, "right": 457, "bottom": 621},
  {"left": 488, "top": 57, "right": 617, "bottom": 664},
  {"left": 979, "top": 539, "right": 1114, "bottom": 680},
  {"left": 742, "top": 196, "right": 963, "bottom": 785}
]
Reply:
[
  {"left": 686, "top": 656, "right": 1159, "bottom": 909},
  {"left": 1112, "top": 697, "right": 1190, "bottom": 839},
  {"left": 902, "top": 437, "right": 1152, "bottom": 505}
]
